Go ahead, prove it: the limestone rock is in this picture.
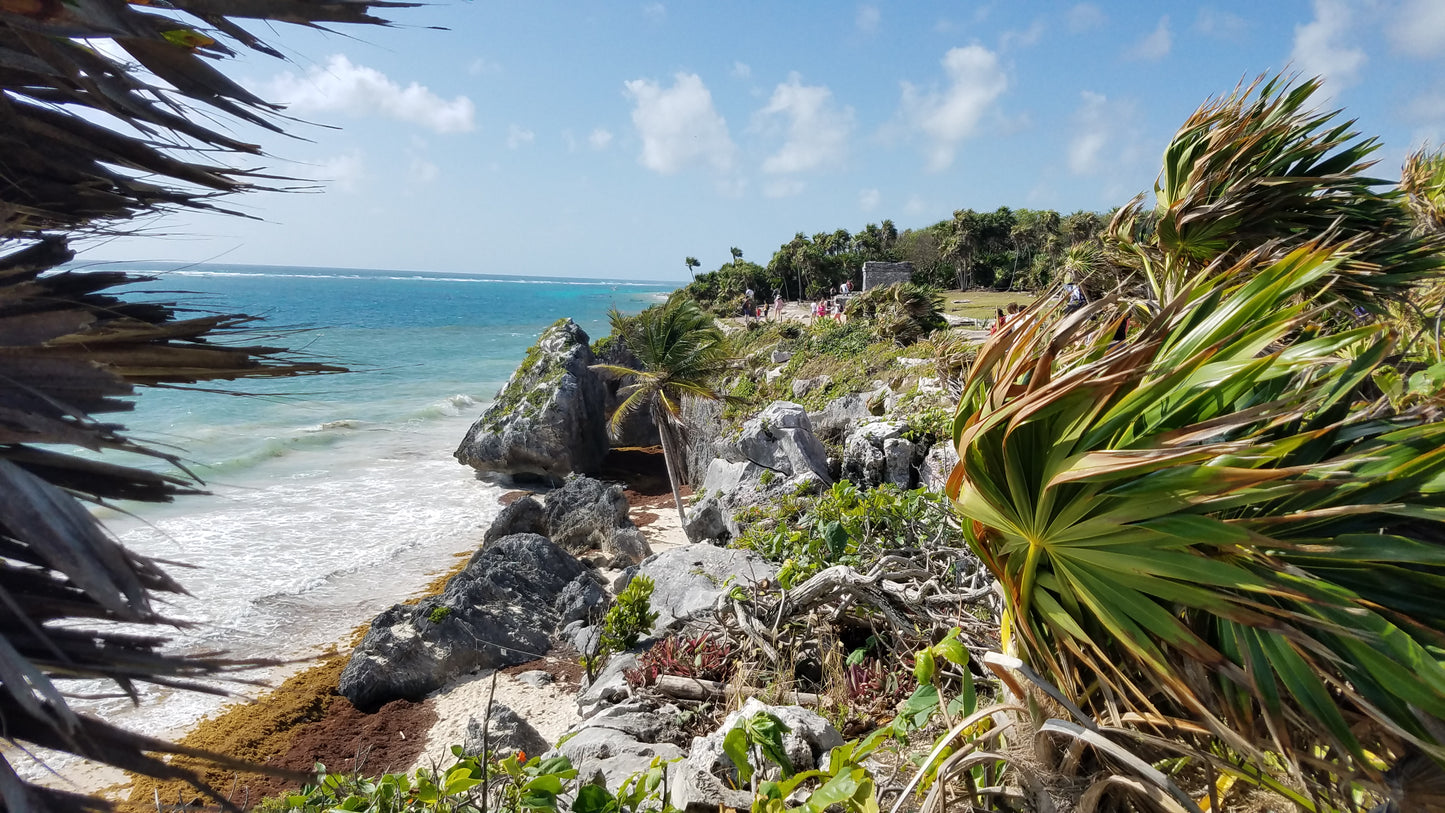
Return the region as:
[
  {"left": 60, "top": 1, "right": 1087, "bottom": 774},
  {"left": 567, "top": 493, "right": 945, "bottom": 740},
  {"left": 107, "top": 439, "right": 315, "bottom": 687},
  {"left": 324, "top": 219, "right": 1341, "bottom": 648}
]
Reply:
[
  {"left": 809, "top": 393, "right": 872, "bottom": 441},
  {"left": 771, "top": 349, "right": 792, "bottom": 364},
  {"left": 555, "top": 572, "right": 610, "bottom": 627},
  {"left": 461, "top": 702, "right": 551, "bottom": 760},
  {"left": 577, "top": 652, "right": 638, "bottom": 718},
  {"left": 638, "top": 545, "right": 778, "bottom": 636},
  {"left": 483, "top": 496, "right": 547, "bottom": 546},
  {"left": 842, "top": 420, "right": 909, "bottom": 488},
  {"left": 555, "top": 701, "right": 685, "bottom": 792},
  {"left": 338, "top": 534, "right": 585, "bottom": 712},
  {"left": 455, "top": 319, "right": 609, "bottom": 483},
  {"left": 543, "top": 476, "right": 651, "bottom": 567},
  {"left": 682, "top": 496, "right": 730, "bottom": 543},
  {"left": 883, "top": 437, "right": 914, "bottom": 488},
  {"left": 790, "top": 375, "right": 831, "bottom": 399},
  {"left": 735, "top": 402, "right": 831, "bottom": 482},
  {"left": 668, "top": 699, "right": 844, "bottom": 813}
]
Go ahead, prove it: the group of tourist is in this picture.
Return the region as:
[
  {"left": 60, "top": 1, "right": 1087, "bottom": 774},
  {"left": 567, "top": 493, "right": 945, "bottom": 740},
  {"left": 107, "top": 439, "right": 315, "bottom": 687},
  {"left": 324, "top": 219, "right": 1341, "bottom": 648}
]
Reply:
[{"left": 738, "top": 280, "right": 858, "bottom": 325}]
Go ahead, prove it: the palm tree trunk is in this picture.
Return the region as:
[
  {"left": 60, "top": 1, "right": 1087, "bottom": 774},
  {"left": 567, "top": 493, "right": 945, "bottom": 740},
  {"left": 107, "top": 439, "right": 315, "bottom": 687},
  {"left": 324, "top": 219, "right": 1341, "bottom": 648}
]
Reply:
[{"left": 653, "top": 404, "right": 689, "bottom": 527}]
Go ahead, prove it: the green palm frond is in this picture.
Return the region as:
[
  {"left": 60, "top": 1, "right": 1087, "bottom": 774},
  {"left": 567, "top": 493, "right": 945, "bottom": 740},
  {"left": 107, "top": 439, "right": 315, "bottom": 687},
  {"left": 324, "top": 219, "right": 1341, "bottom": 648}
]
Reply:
[
  {"left": 949, "top": 240, "right": 1445, "bottom": 804},
  {"left": 1108, "top": 74, "right": 1445, "bottom": 311}
]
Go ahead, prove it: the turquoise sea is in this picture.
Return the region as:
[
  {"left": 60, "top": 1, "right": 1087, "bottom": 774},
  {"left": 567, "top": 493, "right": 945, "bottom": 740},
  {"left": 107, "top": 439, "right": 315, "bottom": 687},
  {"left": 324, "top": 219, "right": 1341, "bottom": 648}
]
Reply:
[{"left": 63, "top": 263, "right": 675, "bottom": 740}]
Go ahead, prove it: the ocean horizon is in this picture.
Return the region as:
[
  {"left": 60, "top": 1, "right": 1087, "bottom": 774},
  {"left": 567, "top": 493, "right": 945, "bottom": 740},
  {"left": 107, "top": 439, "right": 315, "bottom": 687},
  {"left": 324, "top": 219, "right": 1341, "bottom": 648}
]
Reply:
[{"left": 31, "top": 262, "right": 677, "bottom": 760}]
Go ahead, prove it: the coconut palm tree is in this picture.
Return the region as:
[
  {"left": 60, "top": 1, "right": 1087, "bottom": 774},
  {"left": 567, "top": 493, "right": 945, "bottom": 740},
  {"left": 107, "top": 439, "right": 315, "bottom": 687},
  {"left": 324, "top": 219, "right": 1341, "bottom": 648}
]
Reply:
[
  {"left": 594, "top": 299, "right": 731, "bottom": 526},
  {"left": 685, "top": 256, "right": 701, "bottom": 280},
  {"left": 0, "top": 0, "right": 409, "bottom": 808}
]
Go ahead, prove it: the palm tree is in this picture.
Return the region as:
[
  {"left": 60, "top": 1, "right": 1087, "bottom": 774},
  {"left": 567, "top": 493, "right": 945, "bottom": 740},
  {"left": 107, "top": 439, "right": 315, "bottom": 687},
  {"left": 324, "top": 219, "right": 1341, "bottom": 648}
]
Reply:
[
  {"left": 947, "top": 75, "right": 1445, "bottom": 808},
  {"left": 593, "top": 299, "right": 731, "bottom": 526},
  {"left": 685, "top": 256, "right": 701, "bottom": 280},
  {"left": 730, "top": 246, "right": 744, "bottom": 267},
  {"left": 0, "top": 0, "right": 409, "bottom": 808}
]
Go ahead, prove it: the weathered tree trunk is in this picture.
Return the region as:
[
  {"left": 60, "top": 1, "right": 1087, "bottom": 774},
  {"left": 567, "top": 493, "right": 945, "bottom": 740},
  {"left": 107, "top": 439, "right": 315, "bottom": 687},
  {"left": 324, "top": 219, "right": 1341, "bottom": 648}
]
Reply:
[{"left": 654, "top": 404, "right": 688, "bottom": 527}]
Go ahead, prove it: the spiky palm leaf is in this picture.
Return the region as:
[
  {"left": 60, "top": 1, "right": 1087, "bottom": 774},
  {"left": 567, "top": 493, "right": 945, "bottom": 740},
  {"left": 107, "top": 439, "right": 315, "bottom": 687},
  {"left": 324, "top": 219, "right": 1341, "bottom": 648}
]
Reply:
[
  {"left": 946, "top": 241, "right": 1445, "bottom": 807},
  {"left": 0, "top": 0, "right": 417, "bottom": 238},
  {"left": 1107, "top": 75, "right": 1445, "bottom": 312},
  {"left": 0, "top": 237, "right": 343, "bottom": 811},
  {"left": 1402, "top": 146, "right": 1445, "bottom": 237},
  {"left": 592, "top": 298, "right": 731, "bottom": 524}
]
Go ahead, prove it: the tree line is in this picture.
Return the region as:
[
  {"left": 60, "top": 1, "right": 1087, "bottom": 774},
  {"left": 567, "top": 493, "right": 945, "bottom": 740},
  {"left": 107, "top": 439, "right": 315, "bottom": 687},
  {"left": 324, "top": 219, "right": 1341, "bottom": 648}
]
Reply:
[{"left": 682, "top": 207, "right": 1113, "bottom": 311}]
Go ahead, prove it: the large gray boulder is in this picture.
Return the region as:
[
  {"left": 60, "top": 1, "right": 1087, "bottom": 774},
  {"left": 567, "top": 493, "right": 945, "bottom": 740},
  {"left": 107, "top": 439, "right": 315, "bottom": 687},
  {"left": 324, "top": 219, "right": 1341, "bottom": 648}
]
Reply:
[
  {"left": 455, "top": 319, "right": 609, "bottom": 483},
  {"left": 735, "top": 402, "right": 831, "bottom": 482},
  {"left": 338, "top": 534, "right": 586, "bottom": 711},
  {"left": 594, "top": 340, "right": 662, "bottom": 449},
  {"left": 635, "top": 545, "right": 778, "bottom": 635},
  {"left": 543, "top": 475, "right": 651, "bottom": 568},
  {"left": 668, "top": 699, "right": 844, "bottom": 813}
]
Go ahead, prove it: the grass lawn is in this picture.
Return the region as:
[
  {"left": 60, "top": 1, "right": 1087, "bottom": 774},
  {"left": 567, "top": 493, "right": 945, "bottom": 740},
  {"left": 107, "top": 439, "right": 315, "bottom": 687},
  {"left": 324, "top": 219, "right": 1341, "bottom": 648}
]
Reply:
[{"left": 940, "top": 290, "right": 1040, "bottom": 321}]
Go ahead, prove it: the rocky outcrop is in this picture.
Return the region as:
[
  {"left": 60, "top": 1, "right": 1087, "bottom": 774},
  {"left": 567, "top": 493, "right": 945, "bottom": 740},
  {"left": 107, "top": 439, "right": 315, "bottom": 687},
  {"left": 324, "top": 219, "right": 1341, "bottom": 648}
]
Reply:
[
  {"left": 668, "top": 699, "right": 844, "bottom": 813},
  {"left": 543, "top": 476, "right": 651, "bottom": 568},
  {"left": 455, "top": 319, "right": 609, "bottom": 484},
  {"left": 842, "top": 419, "right": 914, "bottom": 489},
  {"left": 679, "top": 395, "right": 725, "bottom": 488},
  {"left": 808, "top": 393, "right": 875, "bottom": 442},
  {"left": 338, "top": 534, "right": 586, "bottom": 712},
  {"left": 690, "top": 402, "right": 832, "bottom": 539},
  {"left": 633, "top": 545, "right": 778, "bottom": 636}
]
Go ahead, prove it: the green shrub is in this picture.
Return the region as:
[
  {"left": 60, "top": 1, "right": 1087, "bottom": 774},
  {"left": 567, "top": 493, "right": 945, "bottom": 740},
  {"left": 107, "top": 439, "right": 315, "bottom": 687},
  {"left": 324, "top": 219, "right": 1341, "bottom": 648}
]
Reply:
[
  {"left": 600, "top": 574, "right": 659, "bottom": 654},
  {"left": 427, "top": 605, "right": 452, "bottom": 624}
]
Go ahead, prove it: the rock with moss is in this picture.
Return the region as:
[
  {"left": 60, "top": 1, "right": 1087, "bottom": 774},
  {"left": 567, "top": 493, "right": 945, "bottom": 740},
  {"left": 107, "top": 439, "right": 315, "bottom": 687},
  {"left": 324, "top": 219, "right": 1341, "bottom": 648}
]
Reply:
[{"left": 455, "top": 318, "right": 608, "bottom": 483}]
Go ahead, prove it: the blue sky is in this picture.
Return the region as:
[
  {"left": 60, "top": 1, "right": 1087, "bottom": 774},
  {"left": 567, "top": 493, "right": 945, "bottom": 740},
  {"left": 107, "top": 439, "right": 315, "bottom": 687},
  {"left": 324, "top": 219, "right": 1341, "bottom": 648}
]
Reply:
[{"left": 76, "top": 1, "right": 1445, "bottom": 282}]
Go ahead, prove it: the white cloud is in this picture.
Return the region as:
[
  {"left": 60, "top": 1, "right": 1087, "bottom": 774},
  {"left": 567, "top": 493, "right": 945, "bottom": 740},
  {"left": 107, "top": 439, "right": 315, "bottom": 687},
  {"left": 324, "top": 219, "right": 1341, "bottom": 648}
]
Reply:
[
  {"left": 506, "top": 124, "right": 534, "bottom": 149},
  {"left": 856, "top": 5, "right": 880, "bottom": 33},
  {"left": 623, "top": 72, "right": 736, "bottom": 174},
  {"left": 755, "top": 74, "right": 853, "bottom": 174},
  {"left": 1066, "top": 90, "right": 1148, "bottom": 180},
  {"left": 261, "top": 54, "right": 475, "bottom": 134},
  {"left": 899, "top": 45, "right": 1009, "bottom": 171},
  {"left": 1067, "top": 3, "right": 1105, "bottom": 33},
  {"left": 1389, "top": 0, "right": 1445, "bottom": 59},
  {"left": 467, "top": 56, "right": 501, "bottom": 76},
  {"left": 588, "top": 128, "right": 614, "bottom": 150},
  {"left": 1001, "top": 19, "right": 1045, "bottom": 50},
  {"left": 409, "top": 157, "right": 439, "bottom": 184},
  {"left": 764, "top": 179, "right": 806, "bottom": 198},
  {"left": 732, "top": 61, "right": 752, "bottom": 79},
  {"left": 1194, "top": 7, "right": 1248, "bottom": 40},
  {"left": 859, "top": 188, "right": 880, "bottom": 211},
  {"left": 643, "top": 2, "right": 665, "bottom": 20},
  {"left": 316, "top": 150, "right": 365, "bottom": 192},
  {"left": 904, "top": 195, "right": 927, "bottom": 216},
  {"left": 1291, "top": 0, "right": 1366, "bottom": 89},
  {"left": 1126, "top": 16, "right": 1172, "bottom": 61}
]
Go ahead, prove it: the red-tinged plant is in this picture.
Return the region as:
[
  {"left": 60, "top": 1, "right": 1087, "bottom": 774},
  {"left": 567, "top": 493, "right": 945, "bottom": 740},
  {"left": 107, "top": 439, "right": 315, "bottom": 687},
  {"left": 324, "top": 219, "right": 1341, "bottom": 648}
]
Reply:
[{"left": 626, "top": 632, "right": 737, "bottom": 687}]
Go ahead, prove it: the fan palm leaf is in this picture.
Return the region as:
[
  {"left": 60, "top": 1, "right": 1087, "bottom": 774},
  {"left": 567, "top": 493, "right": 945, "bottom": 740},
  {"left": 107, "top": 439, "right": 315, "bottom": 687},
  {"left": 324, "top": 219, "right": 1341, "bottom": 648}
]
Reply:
[{"left": 948, "top": 240, "right": 1445, "bottom": 806}]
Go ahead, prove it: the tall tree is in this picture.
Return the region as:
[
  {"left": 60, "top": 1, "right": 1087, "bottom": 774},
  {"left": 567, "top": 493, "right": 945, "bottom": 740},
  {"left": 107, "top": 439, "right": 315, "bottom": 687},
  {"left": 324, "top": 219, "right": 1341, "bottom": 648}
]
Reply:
[
  {"left": 685, "top": 256, "right": 700, "bottom": 280},
  {"left": 595, "top": 300, "right": 731, "bottom": 525},
  {"left": 729, "top": 246, "right": 743, "bottom": 267}
]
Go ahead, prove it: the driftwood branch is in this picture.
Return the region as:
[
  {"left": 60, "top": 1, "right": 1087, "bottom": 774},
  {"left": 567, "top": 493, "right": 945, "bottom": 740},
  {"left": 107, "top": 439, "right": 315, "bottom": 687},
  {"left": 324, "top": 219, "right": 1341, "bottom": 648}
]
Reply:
[{"left": 654, "top": 675, "right": 826, "bottom": 707}]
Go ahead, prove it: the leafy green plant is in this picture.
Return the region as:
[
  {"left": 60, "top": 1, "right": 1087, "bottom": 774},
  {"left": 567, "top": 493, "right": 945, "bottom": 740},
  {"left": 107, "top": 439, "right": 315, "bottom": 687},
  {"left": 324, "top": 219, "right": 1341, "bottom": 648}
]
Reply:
[
  {"left": 571, "top": 756, "right": 677, "bottom": 813},
  {"left": 427, "top": 606, "right": 453, "bottom": 624},
  {"left": 721, "top": 712, "right": 884, "bottom": 813},
  {"left": 584, "top": 574, "right": 661, "bottom": 673}
]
